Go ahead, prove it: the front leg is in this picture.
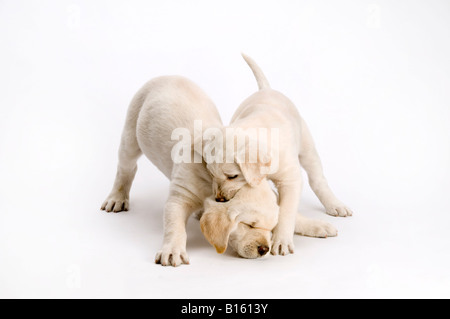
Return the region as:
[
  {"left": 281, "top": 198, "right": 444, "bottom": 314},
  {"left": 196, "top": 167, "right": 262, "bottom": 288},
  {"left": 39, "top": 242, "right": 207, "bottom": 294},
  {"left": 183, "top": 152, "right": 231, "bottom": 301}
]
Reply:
[
  {"left": 155, "top": 162, "right": 210, "bottom": 267},
  {"left": 271, "top": 168, "right": 303, "bottom": 256},
  {"left": 155, "top": 198, "right": 198, "bottom": 267}
]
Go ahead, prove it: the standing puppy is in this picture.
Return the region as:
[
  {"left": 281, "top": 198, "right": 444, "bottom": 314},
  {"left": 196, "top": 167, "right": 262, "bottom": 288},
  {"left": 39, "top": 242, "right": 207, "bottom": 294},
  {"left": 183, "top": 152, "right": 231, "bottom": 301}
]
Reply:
[
  {"left": 101, "top": 76, "right": 222, "bottom": 266},
  {"left": 205, "top": 55, "right": 353, "bottom": 256}
]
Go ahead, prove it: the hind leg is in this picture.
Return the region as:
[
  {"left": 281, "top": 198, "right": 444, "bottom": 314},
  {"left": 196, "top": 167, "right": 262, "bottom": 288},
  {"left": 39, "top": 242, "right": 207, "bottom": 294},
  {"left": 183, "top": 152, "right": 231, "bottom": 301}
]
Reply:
[
  {"left": 101, "top": 134, "right": 141, "bottom": 212},
  {"left": 295, "top": 214, "right": 337, "bottom": 237},
  {"left": 101, "top": 94, "right": 145, "bottom": 212},
  {"left": 299, "top": 119, "right": 353, "bottom": 217}
]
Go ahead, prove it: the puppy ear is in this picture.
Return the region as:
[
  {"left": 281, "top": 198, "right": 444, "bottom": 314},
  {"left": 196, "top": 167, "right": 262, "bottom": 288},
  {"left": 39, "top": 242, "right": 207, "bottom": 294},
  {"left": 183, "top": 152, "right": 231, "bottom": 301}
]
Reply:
[
  {"left": 233, "top": 134, "right": 272, "bottom": 187},
  {"left": 200, "top": 203, "right": 239, "bottom": 254},
  {"left": 238, "top": 152, "right": 271, "bottom": 187}
]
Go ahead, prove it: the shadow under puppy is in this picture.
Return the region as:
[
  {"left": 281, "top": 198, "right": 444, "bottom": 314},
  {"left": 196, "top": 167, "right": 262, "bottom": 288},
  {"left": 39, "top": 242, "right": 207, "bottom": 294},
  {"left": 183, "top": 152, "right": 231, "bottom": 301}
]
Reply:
[{"left": 200, "top": 179, "right": 337, "bottom": 259}]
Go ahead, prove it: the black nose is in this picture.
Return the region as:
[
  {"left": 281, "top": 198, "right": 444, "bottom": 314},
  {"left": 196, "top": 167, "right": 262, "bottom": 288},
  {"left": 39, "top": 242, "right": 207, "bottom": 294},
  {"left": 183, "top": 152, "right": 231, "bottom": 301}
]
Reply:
[
  {"left": 257, "top": 245, "right": 269, "bottom": 256},
  {"left": 215, "top": 197, "right": 229, "bottom": 202}
]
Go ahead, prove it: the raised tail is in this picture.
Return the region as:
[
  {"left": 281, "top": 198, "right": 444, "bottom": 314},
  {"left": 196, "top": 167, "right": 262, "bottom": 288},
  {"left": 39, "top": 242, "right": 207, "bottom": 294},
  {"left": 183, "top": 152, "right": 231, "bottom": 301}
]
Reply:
[{"left": 241, "top": 53, "right": 270, "bottom": 90}]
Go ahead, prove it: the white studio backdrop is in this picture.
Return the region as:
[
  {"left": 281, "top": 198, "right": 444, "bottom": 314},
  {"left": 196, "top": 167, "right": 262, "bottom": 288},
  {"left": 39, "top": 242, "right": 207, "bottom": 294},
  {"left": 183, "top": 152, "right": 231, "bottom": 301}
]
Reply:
[{"left": 0, "top": 0, "right": 449, "bottom": 298}]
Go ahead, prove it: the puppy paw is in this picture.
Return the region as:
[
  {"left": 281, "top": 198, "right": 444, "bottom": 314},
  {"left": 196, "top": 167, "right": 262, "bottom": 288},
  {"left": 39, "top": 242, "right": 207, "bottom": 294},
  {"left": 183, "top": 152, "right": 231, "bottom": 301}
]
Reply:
[
  {"left": 324, "top": 201, "right": 353, "bottom": 217},
  {"left": 295, "top": 217, "right": 338, "bottom": 238},
  {"left": 271, "top": 230, "right": 295, "bottom": 256},
  {"left": 101, "top": 191, "right": 129, "bottom": 213},
  {"left": 155, "top": 246, "right": 190, "bottom": 267}
]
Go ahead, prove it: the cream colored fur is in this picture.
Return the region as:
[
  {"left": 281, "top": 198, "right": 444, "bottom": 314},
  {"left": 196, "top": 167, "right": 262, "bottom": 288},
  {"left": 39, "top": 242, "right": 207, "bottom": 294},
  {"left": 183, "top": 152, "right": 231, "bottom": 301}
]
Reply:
[
  {"left": 201, "top": 181, "right": 337, "bottom": 259},
  {"left": 204, "top": 54, "right": 352, "bottom": 257}
]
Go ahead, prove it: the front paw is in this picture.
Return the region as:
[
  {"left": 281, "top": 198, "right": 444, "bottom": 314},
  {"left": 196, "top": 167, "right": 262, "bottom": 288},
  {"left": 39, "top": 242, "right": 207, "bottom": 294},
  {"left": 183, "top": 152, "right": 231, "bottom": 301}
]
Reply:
[
  {"left": 155, "top": 245, "right": 190, "bottom": 267},
  {"left": 101, "top": 191, "right": 129, "bottom": 213},
  {"left": 325, "top": 200, "right": 353, "bottom": 217},
  {"left": 271, "top": 229, "right": 295, "bottom": 256}
]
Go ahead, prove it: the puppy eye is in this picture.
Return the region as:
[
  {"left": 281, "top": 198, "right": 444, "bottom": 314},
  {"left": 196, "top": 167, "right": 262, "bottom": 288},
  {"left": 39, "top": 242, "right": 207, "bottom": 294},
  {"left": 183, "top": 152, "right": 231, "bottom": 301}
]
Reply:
[{"left": 227, "top": 175, "right": 238, "bottom": 180}]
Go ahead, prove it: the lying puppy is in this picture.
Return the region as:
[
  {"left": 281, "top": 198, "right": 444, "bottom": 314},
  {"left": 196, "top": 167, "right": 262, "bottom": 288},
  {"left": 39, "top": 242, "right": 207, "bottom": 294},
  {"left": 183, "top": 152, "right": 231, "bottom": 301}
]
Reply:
[
  {"left": 200, "top": 180, "right": 337, "bottom": 259},
  {"left": 204, "top": 54, "right": 353, "bottom": 257},
  {"left": 101, "top": 75, "right": 337, "bottom": 265}
]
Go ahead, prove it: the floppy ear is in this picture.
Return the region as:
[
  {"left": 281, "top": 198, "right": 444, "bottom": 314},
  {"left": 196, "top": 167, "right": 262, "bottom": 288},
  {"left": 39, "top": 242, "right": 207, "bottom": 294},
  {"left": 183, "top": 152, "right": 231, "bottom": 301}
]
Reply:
[
  {"left": 200, "top": 203, "right": 239, "bottom": 254},
  {"left": 234, "top": 135, "right": 272, "bottom": 187},
  {"left": 238, "top": 152, "right": 271, "bottom": 187}
]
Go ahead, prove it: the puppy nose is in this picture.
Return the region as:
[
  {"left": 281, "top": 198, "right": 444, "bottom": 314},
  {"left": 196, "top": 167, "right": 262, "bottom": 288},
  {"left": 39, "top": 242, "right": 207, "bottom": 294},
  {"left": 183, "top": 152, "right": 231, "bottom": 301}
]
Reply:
[
  {"left": 215, "top": 197, "right": 229, "bottom": 202},
  {"left": 257, "top": 245, "right": 269, "bottom": 256}
]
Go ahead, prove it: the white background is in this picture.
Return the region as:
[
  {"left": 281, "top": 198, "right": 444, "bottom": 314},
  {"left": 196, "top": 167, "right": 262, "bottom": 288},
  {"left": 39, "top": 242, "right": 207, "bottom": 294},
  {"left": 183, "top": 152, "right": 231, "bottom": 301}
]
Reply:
[{"left": 1, "top": 0, "right": 449, "bottom": 298}]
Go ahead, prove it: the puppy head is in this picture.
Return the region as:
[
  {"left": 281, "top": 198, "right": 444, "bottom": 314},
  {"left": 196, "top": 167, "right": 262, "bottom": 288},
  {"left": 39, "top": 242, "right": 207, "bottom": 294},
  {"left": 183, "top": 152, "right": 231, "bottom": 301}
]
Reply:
[
  {"left": 203, "top": 128, "right": 271, "bottom": 202},
  {"left": 228, "top": 223, "right": 272, "bottom": 259},
  {"left": 200, "top": 181, "right": 278, "bottom": 258},
  {"left": 206, "top": 162, "right": 248, "bottom": 203}
]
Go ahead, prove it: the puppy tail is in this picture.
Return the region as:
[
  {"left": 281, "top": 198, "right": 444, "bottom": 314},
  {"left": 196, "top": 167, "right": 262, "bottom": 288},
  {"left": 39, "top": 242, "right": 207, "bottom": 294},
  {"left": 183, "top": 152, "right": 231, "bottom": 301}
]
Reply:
[{"left": 241, "top": 53, "right": 270, "bottom": 90}]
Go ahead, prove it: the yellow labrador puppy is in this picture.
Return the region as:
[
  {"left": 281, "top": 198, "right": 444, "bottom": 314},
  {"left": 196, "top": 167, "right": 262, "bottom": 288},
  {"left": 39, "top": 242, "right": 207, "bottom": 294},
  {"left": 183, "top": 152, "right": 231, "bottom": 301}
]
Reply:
[
  {"left": 204, "top": 54, "right": 353, "bottom": 257},
  {"left": 101, "top": 75, "right": 222, "bottom": 266}
]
